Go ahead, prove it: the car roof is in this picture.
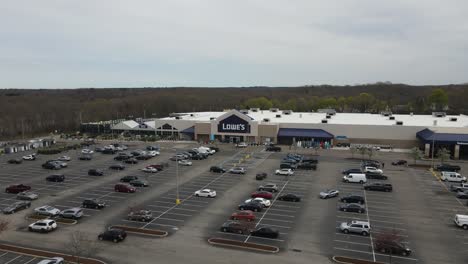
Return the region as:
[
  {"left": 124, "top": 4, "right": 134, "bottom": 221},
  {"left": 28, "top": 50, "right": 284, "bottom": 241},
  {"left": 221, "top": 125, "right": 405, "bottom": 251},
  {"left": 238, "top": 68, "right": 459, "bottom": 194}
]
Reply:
[{"left": 351, "top": 220, "right": 370, "bottom": 225}]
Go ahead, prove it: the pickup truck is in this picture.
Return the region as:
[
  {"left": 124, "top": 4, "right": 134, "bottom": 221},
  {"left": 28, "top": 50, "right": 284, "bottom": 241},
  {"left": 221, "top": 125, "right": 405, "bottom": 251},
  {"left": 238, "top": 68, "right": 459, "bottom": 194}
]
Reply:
[{"left": 450, "top": 183, "right": 468, "bottom": 192}]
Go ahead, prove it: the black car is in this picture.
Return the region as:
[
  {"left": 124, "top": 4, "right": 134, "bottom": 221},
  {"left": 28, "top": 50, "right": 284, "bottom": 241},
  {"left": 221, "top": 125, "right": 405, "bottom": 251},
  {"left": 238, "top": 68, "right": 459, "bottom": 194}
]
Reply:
[
  {"left": 82, "top": 198, "right": 106, "bottom": 209},
  {"left": 256, "top": 172, "right": 267, "bottom": 180},
  {"left": 342, "top": 168, "right": 362, "bottom": 175},
  {"left": 209, "top": 147, "right": 219, "bottom": 152},
  {"left": 340, "top": 195, "right": 365, "bottom": 204},
  {"left": 109, "top": 164, "right": 125, "bottom": 170},
  {"left": 220, "top": 221, "right": 247, "bottom": 234},
  {"left": 266, "top": 146, "right": 282, "bottom": 152},
  {"left": 114, "top": 155, "right": 131, "bottom": 161},
  {"left": 124, "top": 158, "right": 138, "bottom": 164},
  {"left": 95, "top": 147, "right": 104, "bottom": 152},
  {"left": 364, "top": 183, "right": 393, "bottom": 192},
  {"left": 366, "top": 173, "right": 388, "bottom": 180},
  {"left": 280, "top": 163, "right": 297, "bottom": 170},
  {"left": 146, "top": 145, "right": 160, "bottom": 151},
  {"left": 88, "top": 169, "right": 104, "bottom": 176},
  {"left": 375, "top": 240, "right": 411, "bottom": 256},
  {"left": 98, "top": 229, "right": 127, "bottom": 243},
  {"left": 436, "top": 164, "right": 461, "bottom": 172},
  {"left": 250, "top": 227, "right": 279, "bottom": 238},
  {"left": 277, "top": 193, "right": 301, "bottom": 202},
  {"left": 339, "top": 203, "right": 366, "bottom": 213},
  {"left": 297, "top": 162, "right": 317, "bottom": 170},
  {"left": 129, "top": 179, "right": 149, "bottom": 187},
  {"left": 392, "top": 160, "right": 407, "bottom": 166},
  {"left": 120, "top": 175, "right": 138, "bottom": 183},
  {"left": 238, "top": 202, "right": 263, "bottom": 212},
  {"left": 191, "top": 154, "right": 204, "bottom": 160},
  {"left": 42, "top": 162, "right": 60, "bottom": 170},
  {"left": 301, "top": 158, "right": 318, "bottom": 164},
  {"left": 130, "top": 150, "right": 144, "bottom": 156},
  {"left": 102, "top": 149, "right": 117, "bottom": 154},
  {"left": 210, "top": 166, "right": 226, "bottom": 173},
  {"left": 8, "top": 159, "right": 22, "bottom": 164},
  {"left": 336, "top": 142, "right": 351, "bottom": 147},
  {"left": 136, "top": 155, "right": 152, "bottom": 160},
  {"left": 79, "top": 155, "right": 92, "bottom": 161},
  {"left": 2, "top": 201, "right": 31, "bottom": 214},
  {"left": 46, "top": 174, "right": 65, "bottom": 182}
]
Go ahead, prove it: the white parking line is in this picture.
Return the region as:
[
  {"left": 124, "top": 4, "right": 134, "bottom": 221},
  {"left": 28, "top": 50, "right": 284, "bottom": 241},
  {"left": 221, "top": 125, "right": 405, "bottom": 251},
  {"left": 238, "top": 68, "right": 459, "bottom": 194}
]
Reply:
[
  {"left": 268, "top": 208, "right": 296, "bottom": 213},
  {"left": 23, "top": 257, "right": 37, "bottom": 264},
  {"left": 261, "top": 218, "right": 294, "bottom": 223},
  {"left": 266, "top": 213, "right": 295, "bottom": 218},
  {"left": 334, "top": 247, "right": 419, "bottom": 261},
  {"left": 217, "top": 232, "right": 285, "bottom": 242},
  {"left": 5, "top": 255, "right": 22, "bottom": 264},
  {"left": 334, "top": 239, "right": 370, "bottom": 246}
]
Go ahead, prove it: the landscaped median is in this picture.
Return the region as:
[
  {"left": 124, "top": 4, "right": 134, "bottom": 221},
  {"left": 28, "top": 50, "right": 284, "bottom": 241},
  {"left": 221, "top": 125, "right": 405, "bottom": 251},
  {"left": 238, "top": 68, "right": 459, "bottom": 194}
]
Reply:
[
  {"left": 26, "top": 214, "right": 77, "bottom": 225},
  {"left": 333, "top": 256, "right": 385, "bottom": 264},
  {"left": 110, "top": 225, "right": 168, "bottom": 237},
  {"left": 0, "top": 243, "right": 107, "bottom": 264},
  {"left": 207, "top": 237, "right": 279, "bottom": 253}
]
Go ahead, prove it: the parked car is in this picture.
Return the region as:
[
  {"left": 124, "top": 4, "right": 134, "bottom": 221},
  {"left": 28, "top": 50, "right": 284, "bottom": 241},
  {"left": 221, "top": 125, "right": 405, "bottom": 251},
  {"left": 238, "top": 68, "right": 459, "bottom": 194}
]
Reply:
[
  {"left": 109, "top": 164, "right": 125, "bottom": 170},
  {"left": 230, "top": 210, "right": 256, "bottom": 221},
  {"left": 375, "top": 240, "right": 412, "bottom": 256},
  {"left": 229, "top": 167, "right": 246, "bottom": 174},
  {"left": 236, "top": 142, "right": 248, "bottom": 148},
  {"left": 120, "top": 175, "right": 139, "bottom": 183},
  {"left": 46, "top": 174, "right": 65, "bottom": 182},
  {"left": 364, "top": 183, "right": 393, "bottom": 192},
  {"left": 147, "top": 150, "right": 160, "bottom": 157},
  {"left": 8, "top": 158, "right": 22, "bottom": 164},
  {"left": 59, "top": 207, "right": 83, "bottom": 219},
  {"left": 256, "top": 172, "right": 267, "bottom": 180},
  {"left": 392, "top": 160, "right": 407, "bottom": 166},
  {"left": 194, "top": 189, "right": 217, "bottom": 198},
  {"left": 37, "top": 257, "right": 65, "bottom": 264},
  {"left": 342, "top": 168, "right": 362, "bottom": 175},
  {"left": 266, "top": 146, "right": 282, "bottom": 152},
  {"left": 297, "top": 162, "right": 317, "bottom": 170},
  {"left": 79, "top": 155, "right": 92, "bottom": 161},
  {"left": 127, "top": 210, "right": 153, "bottom": 222},
  {"left": 250, "top": 227, "right": 279, "bottom": 238},
  {"left": 42, "top": 162, "right": 60, "bottom": 170},
  {"left": 148, "top": 164, "right": 166, "bottom": 171},
  {"left": 340, "top": 220, "right": 370, "bottom": 236},
  {"left": 441, "top": 171, "right": 466, "bottom": 182},
  {"left": 363, "top": 166, "right": 383, "bottom": 174},
  {"left": 178, "top": 160, "right": 193, "bottom": 166},
  {"left": 210, "top": 166, "right": 226, "bottom": 173},
  {"left": 366, "top": 173, "right": 388, "bottom": 180},
  {"left": 275, "top": 168, "right": 294, "bottom": 176},
  {"left": 135, "top": 155, "right": 152, "bottom": 160},
  {"left": 454, "top": 214, "right": 468, "bottom": 229},
  {"left": 34, "top": 205, "right": 61, "bottom": 217},
  {"left": 81, "top": 149, "right": 94, "bottom": 154},
  {"left": 5, "top": 184, "right": 31, "bottom": 194},
  {"left": 238, "top": 201, "right": 263, "bottom": 212},
  {"left": 436, "top": 164, "right": 461, "bottom": 172},
  {"left": 82, "top": 198, "right": 106, "bottom": 209},
  {"left": 98, "top": 229, "right": 127, "bottom": 243},
  {"left": 258, "top": 183, "right": 278, "bottom": 192},
  {"left": 343, "top": 173, "right": 367, "bottom": 183},
  {"left": 29, "top": 219, "right": 57, "bottom": 233},
  {"left": 22, "top": 154, "right": 36, "bottom": 160},
  {"left": 450, "top": 183, "right": 468, "bottom": 192},
  {"left": 220, "top": 221, "right": 248, "bottom": 234},
  {"left": 146, "top": 145, "right": 160, "bottom": 151},
  {"left": 277, "top": 193, "right": 301, "bottom": 202},
  {"left": 142, "top": 166, "right": 158, "bottom": 173},
  {"left": 340, "top": 195, "right": 365, "bottom": 204},
  {"left": 54, "top": 160, "right": 68, "bottom": 168},
  {"left": 339, "top": 203, "right": 366, "bottom": 213},
  {"left": 3, "top": 201, "right": 31, "bottom": 214},
  {"left": 251, "top": 191, "right": 273, "bottom": 199},
  {"left": 17, "top": 191, "right": 39, "bottom": 200},
  {"left": 129, "top": 179, "right": 149, "bottom": 187},
  {"left": 57, "top": 156, "right": 71, "bottom": 161},
  {"left": 124, "top": 158, "right": 138, "bottom": 164},
  {"left": 319, "top": 189, "right": 339, "bottom": 199},
  {"left": 280, "top": 163, "right": 297, "bottom": 170},
  {"left": 88, "top": 169, "right": 104, "bottom": 176},
  {"left": 102, "top": 148, "right": 117, "bottom": 154},
  {"left": 245, "top": 197, "right": 271, "bottom": 207},
  {"left": 114, "top": 183, "right": 136, "bottom": 193},
  {"left": 114, "top": 155, "right": 132, "bottom": 161},
  {"left": 456, "top": 190, "right": 468, "bottom": 199}
]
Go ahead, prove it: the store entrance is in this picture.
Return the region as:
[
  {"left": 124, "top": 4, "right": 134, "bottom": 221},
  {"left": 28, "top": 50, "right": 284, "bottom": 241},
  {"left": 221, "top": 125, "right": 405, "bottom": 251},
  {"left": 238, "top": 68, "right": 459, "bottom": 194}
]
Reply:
[{"left": 227, "top": 136, "right": 242, "bottom": 143}]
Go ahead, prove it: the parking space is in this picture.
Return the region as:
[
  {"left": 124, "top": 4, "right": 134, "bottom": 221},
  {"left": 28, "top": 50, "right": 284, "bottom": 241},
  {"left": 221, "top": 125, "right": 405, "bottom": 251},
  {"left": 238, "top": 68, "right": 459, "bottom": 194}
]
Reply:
[
  {"left": 0, "top": 250, "right": 47, "bottom": 264},
  {"left": 112, "top": 148, "right": 271, "bottom": 235}
]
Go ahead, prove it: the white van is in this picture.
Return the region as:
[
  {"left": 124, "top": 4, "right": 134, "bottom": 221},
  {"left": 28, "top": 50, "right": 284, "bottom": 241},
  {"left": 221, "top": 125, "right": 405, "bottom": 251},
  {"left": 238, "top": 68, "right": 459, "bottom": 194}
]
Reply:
[
  {"left": 441, "top": 172, "right": 466, "bottom": 182},
  {"left": 343, "top": 173, "right": 367, "bottom": 184},
  {"left": 199, "top": 146, "right": 215, "bottom": 155},
  {"left": 454, "top": 214, "right": 468, "bottom": 229}
]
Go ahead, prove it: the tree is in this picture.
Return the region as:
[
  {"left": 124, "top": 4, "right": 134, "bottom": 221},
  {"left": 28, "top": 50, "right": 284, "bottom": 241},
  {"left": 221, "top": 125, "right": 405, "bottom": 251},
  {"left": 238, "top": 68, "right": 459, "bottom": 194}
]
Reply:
[
  {"left": 408, "top": 147, "right": 422, "bottom": 164},
  {"left": 428, "top": 88, "right": 449, "bottom": 111},
  {"left": 359, "top": 147, "right": 368, "bottom": 159},
  {"left": 337, "top": 97, "right": 347, "bottom": 112},
  {"left": 66, "top": 231, "right": 99, "bottom": 264},
  {"left": 367, "top": 148, "right": 375, "bottom": 160},
  {"left": 437, "top": 148, "right": 451, "bottom": 164},
  {"left": 350, "top": 145, "right": 357, "bottom": 158},
  {"left": 242, "top": 97, "right": 273, "bottom": 109},
  {"left": 0, "top": 219, "right": 9, "bottom": 236},
  {"left": 374, "top": 229, "right": 403, "bottom": 263}
]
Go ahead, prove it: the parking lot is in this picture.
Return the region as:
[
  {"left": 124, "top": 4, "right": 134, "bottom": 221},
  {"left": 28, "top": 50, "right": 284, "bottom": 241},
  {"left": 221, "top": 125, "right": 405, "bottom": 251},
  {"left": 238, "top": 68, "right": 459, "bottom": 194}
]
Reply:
[{"left": 0, "top": 250, "right": 48, "bottom": 264}]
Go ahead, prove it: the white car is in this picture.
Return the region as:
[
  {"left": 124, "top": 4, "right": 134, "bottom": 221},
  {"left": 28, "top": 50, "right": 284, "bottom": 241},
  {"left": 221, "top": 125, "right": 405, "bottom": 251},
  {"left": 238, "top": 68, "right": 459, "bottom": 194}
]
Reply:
[
  {"left": 236, "top": 142, "right": 248, "bottom": 148},
  {"left": 17, "top": 191, "right": 39, "bottom": 200},
  {"left": 147, "top": 150, "right": 160, "bottom": 157},
  {"left": 37, "top": 257, "right": 64, "bottom": 264},
  {"left": 178, "top": 160, "right": 193, "bottom": 166},
  {"left": 363, "top": 166, "right": 383, "bottom": 174},
  {"left": 245, "top": 197, "right": 271, "bottom": 207},
  {"left": 34, "top": 205, "right": 61, "bottom": 217},
  {"left": 275, "top": 169, "right": 294, "bottom": 176},
  {"left": 194, "top": 189, "right": 217, "bottom": 198},
  {"left": 57, "top": 156, "right": 71, "bottom": 161},
  {"left": 28, "top": 219, "right": 57, "bottom": 233},
  {"left": 22, "top": 154, "right": 36, "bottom": 160},
  {"left": 142, "top": 167, "right": 158, "bottom": 173},
  {"left": 81, "top": 149, "right": 94, "bottom": 154}
]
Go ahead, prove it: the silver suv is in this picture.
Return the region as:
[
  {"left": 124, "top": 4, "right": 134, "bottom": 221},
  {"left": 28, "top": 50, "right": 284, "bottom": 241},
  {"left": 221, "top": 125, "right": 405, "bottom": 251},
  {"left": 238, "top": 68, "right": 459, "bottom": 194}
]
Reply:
[
  {"left": 340, "top": 220, "right": 370, "bottom": 236},
  {"left": 59, "top": 207, "right": 83, "bottom": 219},
  {"left": 258, "top": 183, "right": 279, "bottom": 192}
]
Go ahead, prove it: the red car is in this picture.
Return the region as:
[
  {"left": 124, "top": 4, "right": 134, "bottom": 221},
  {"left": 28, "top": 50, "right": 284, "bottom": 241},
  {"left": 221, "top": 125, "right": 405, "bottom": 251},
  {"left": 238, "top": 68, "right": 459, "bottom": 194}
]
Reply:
[
  {"left": 5, "top": 184, "right": 31, "bottom": 194},
  {"left": 148, "top": 164, "right": 164, "bottom": 171},
  {"left": 230, "top": 210, "right": 256, "bottom": 221},
  {"left": 251, "top": 191, "right": 273, "bottom": 199},
  {"left": 114, "top": 183, "right": 136, "bottom": 193}
]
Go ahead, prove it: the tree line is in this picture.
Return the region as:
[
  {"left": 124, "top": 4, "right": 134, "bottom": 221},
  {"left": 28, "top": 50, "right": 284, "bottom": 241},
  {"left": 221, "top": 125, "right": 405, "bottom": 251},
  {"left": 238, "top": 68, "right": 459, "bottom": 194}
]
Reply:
[{"left": 0, "top": 84, "right": 465, "bottom": 140}]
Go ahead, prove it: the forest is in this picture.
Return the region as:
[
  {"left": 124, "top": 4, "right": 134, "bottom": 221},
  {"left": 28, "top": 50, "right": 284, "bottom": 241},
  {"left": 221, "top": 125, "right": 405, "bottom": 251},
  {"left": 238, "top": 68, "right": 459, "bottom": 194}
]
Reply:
[{"left": 0, "top": 83, "right": 466, "bottom": 139}]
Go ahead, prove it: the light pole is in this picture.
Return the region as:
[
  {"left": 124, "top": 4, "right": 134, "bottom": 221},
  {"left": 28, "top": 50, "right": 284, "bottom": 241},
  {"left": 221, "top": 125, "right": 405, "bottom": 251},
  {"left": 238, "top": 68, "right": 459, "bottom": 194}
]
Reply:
[
  {"left": 431, "top": 132, "right": 436, "bottom": 169},
  {"left": 152, "top": 113, "right": 157, "bottom": 141},
  {"left": 173, "top": 148, "right": 181, "bottom": 205}
]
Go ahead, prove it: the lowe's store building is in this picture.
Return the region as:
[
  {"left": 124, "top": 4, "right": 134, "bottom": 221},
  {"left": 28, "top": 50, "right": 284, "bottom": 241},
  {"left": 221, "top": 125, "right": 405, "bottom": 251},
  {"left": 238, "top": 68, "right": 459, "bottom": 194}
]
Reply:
[{"left": 108, "top": 109, "right": 468, "bottom": 159}]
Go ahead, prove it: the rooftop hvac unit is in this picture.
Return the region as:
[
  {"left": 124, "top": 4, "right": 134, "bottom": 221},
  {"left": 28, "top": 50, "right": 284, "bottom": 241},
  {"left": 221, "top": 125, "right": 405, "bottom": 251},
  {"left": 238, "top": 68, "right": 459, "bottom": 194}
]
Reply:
[
  {"left": 396, "top": 121, "right": 403, "bottom": 125},
  {"left": 250, "top": 108, "right": 259, "bottom": 112},
  {"left": 389, "top": 116, "right": 395, "bottom": 120},
  {"left": 321, "top": 119, "right": 328, "bottom": 123},
  {"left": 450, "top": 117, "right": 458, "bottom": 121},
  {"left": 326, "top": 115, "right": 331, "bottom": 119},
  {"left": 283, "top": 110, "right": 293, "bottom": 115},
  {"left": 190, "top": 114, "right": 194, "bottom": 117},
  {"left": 380, "top": 111, "right": 392, "bottom": 116},
  {"left": 432, "top": 112, "right": 446, "bottom": 117},
  {"left": 210, "top": 117, "right": 215, "bottom": 120},
  {"left": 175, "top": 116, "right": 181, "bottom": 120},
  {"left": 276, "top": 114, "right": 281, "bottom": 118},
  {"left": 433, "top": 120, "right": 438, "bottom": 126},
  {"left": 240, "top": 109, "right": 249, "bottom": 114},
  {"left": 263, "top": 118, "right": 270, "bottom": 122},
  {"left": 270, "top": 108, "right": 279, "bottom": 112}
]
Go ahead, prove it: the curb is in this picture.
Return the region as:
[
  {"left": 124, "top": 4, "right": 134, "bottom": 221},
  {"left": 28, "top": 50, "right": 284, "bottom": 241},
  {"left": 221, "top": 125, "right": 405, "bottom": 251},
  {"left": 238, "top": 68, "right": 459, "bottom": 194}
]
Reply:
[
  {"left": 332, "top": 256, "right": 385, "bottom": 264},
  {"left": 207, "top": 238, "right": 279, "bottom": 253},
  {"left": 110, "top": 225, "right": 168, "bottom": 237},
  {"left": 26, "top": 215, "right": 78, "bottom": 225}
]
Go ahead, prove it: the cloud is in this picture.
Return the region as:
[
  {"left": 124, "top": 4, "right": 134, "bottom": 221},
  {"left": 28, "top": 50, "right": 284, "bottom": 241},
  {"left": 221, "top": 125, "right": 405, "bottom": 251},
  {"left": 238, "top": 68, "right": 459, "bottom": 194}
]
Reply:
[{"left": 1, "top": 0, "right": 467, "bottom": 88}]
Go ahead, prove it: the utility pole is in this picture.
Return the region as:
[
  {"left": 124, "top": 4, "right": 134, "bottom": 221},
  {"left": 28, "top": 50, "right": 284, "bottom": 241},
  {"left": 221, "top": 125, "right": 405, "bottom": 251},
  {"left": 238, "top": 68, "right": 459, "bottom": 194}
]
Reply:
[{"left": 21, "top": 119, "right": 25, "bottom": 141}]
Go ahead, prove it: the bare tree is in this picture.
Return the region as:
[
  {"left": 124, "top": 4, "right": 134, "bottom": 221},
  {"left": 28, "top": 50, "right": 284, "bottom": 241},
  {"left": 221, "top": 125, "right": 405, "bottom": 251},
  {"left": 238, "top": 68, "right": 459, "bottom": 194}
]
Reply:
[
  {"left": 0, "top": 219, "right": 9, "bottom": 236},
  {"left": 350, "top": 145, "right": 357, "bottom": 158},
  {"left": 66, "top": 231, "right": 99, "bottom": 264},
  {"left": 359, "top": 147, "right": 368, "bottom": 159},
  {"left": 367, "top": 148, "right": 375, "bottom": 160},
  {"left": 437, "top": 148, "right": 451, "bottom": 164}
]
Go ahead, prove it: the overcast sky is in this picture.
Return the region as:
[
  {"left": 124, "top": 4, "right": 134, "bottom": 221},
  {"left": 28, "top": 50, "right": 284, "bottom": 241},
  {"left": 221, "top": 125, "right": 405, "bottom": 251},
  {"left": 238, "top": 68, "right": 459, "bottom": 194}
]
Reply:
[{"left": 1, "top": 0, "right": 467, "bottom": 88}]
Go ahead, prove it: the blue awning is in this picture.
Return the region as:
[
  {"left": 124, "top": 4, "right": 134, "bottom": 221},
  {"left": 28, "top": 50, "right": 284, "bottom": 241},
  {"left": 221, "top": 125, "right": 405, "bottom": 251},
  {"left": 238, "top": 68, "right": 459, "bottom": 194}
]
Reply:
[
  {"left": 278, "top": 128, "right": 333, "bottom": 139},
  {"left": 181, "top": 126, "right": 195, "bottom": 134},
  {"left": 417, "top": 128, "right": 468, "bottom": 144}
]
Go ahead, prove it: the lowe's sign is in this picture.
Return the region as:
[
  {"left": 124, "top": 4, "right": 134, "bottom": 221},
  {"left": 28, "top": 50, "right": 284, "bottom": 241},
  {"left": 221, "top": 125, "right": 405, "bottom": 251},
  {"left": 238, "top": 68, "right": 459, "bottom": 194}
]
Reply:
[{"left": 218, "top": 115, "right": 250, "bottom": 133}]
